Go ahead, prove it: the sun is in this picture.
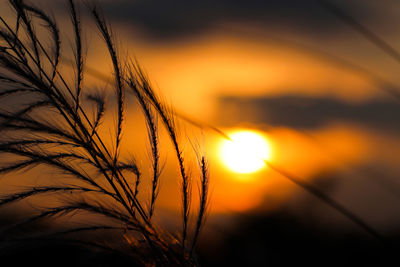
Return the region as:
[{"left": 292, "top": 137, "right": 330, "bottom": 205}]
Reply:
[{"left": 219, "top": 130, "right": 272, "bottom": 174}]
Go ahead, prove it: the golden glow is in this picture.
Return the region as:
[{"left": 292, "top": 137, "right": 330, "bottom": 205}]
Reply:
[{"left": 219, "top": 130, "right": 271, "bottom": 174}]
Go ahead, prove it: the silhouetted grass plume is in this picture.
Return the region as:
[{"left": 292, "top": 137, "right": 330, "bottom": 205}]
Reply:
[{"left": 0, "top": 0, "right": 210, "bottom": 265}]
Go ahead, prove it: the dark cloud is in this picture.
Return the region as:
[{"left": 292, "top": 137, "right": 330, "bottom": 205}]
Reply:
[
  {"left": 217, "top": 95, "right": 400, "bottom": 131},
  {"left": 96, "top": 0, "right": 382, "bottom": 41}
]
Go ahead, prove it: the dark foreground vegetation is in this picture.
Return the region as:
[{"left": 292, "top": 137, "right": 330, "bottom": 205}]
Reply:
[
  {"left": 198, "top": 210, "right": 398, "bottom": 266},
  {"left": 0, "top": 0, "right": 209, "bottom": 265},
  {"left": 1, "top": 210, "right": 397, "bottom": 267}
]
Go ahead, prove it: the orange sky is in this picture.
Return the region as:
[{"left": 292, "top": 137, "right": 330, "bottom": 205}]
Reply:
[{"left": 2, "top": 0, "right": 400, "bottom": 232}]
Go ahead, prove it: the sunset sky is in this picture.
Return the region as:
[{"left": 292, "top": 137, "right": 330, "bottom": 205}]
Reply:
[
  {"left": 74, "top": 0, "right": 400, "bottom": 231},
  {"left": 1, "top": 0, "right": 400, "bottom": 255}
]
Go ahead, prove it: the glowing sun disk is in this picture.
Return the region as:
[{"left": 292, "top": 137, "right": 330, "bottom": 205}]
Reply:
[{"left": 220, "top": 130, "right": 271, "bottom": 174}]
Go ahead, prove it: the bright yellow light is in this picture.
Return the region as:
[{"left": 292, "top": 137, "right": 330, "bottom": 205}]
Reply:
[{"left": 219, "top": 130, "right": 271, "bottom": 174}]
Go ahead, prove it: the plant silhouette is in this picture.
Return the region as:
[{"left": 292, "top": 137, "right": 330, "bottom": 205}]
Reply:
[{"left": 0, "top": 0, "right": 209, "bottom": 265}]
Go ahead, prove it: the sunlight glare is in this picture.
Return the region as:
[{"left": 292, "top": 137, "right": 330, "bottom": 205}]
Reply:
[{"left": 220, "top": 130, "right": 271, "bottom": 174}]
